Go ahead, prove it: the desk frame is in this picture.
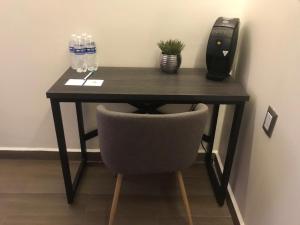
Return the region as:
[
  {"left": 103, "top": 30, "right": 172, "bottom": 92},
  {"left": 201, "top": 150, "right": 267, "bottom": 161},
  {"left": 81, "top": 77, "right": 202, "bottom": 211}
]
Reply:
[{"left": 50, "top": 98, "right": 244, "bottom": 206}]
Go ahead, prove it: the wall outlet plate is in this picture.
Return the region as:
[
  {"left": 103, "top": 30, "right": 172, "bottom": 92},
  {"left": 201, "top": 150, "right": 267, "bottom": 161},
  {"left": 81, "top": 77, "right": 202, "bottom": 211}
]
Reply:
[{"left": 263, "top": 106, "right": 278, "bottom": 137}]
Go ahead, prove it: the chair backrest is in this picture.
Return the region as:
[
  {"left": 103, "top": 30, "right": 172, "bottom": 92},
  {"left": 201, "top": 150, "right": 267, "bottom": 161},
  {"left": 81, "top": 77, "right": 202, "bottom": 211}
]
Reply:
[{"left": 96, "top": 104, "right": 208, "bottom": 175}]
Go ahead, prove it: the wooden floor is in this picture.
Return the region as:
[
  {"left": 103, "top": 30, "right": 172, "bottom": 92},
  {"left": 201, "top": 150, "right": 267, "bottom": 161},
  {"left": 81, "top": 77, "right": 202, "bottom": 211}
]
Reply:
[{"left": 0, "top": 159, "right": 234, "bottom": 225}]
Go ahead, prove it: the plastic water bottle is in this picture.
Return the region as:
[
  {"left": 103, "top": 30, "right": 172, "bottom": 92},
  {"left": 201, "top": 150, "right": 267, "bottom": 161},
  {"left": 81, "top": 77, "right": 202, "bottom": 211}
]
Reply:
[
  {"left": 81, "top": 33, "right": 87, "bottom": 46},
  {"left": 81, "top": 33, "right": 88, "bottom": 72},
  {"left": 74, "top": 35, "right": 86, "bottom": 73},
  {"left": 86, "top": 35, "right": 98, "bottom": 71},
  {"left": 69, "top": 34, "right": 77, "bottom": 69}
]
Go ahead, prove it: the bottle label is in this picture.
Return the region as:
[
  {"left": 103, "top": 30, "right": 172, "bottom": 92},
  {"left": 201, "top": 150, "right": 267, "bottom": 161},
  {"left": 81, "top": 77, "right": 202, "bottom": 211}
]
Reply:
[
  {"left": 86, "top": 47, "right": 96, "bottom": 54},
  {"left": 74, "top": 48, "right": 85, "bottom": 55}
]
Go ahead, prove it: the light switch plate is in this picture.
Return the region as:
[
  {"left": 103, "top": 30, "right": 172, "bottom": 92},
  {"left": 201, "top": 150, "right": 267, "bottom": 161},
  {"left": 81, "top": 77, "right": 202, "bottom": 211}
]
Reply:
[{"left": 263, "top": 106, "right": 278, "bottom": 137}]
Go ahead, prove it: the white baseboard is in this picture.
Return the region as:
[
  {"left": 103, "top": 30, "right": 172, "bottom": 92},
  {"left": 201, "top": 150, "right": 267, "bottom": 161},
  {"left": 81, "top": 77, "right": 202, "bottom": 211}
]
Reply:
[
  {"left": 0, "top": 147, "right": 214, "bottom": 153},
  {"left": 0, "top": 147, "right": 99, "bottom": 152},
  {"left": 215, "top": 153, "right": 246, "bottom": 225}
]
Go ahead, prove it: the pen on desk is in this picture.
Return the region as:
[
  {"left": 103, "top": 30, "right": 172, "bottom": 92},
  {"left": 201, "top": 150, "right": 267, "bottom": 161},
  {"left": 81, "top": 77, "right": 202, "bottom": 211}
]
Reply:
[{"left": 84, "top": 71, "right": 94, "bottom": 80}]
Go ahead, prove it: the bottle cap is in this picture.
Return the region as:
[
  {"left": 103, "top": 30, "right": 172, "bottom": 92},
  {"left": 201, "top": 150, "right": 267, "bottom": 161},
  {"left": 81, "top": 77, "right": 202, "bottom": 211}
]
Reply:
[{"left": 71, "top": 34, "right": 77, "bottom": 40}]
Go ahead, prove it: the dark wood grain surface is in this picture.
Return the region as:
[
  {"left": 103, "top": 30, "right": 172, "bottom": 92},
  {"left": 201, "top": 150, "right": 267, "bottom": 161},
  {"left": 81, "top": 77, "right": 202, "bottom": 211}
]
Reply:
[
  {"left": 46, "top": 67, "right": 249, "bottom": 103},
  {"left": 0, "top": 159, "right": 234, "bottom": 225}
]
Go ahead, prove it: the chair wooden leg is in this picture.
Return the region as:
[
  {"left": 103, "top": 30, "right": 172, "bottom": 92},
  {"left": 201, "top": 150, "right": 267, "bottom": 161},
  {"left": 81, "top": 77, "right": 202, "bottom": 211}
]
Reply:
[
  {"left": 177, "top": 171, "right": 193, "bottom": 225},
  {"left": 108, "top": 174, "right": 123, "bottom": 225}
]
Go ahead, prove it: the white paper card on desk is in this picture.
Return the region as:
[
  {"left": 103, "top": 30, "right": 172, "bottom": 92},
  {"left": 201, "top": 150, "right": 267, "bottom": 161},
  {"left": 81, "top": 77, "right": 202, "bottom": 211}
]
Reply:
[
  {"left": 65, "top": 79, "right": 85, "bottom": 86},
  {"left": 83, "top": 79, "right": 104, "bottom": 87}
]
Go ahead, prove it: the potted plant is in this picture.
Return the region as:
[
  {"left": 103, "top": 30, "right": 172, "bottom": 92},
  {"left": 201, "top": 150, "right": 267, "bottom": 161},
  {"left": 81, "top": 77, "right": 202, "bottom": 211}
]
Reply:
[{"left": 158, "top": 39, "right": 185, "bottom": 74}]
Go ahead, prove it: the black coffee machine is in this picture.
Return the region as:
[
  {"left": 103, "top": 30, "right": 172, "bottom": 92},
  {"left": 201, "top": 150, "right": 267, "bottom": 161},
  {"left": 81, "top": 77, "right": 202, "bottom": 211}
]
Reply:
[{"left": 206, "top": 17, "right": 240, "bottom": 81}]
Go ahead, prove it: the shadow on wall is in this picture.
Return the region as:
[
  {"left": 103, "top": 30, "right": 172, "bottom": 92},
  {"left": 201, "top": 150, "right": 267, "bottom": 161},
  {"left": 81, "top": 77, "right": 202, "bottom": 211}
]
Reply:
[
  {"left": 232, "top": 23, "right": 256, "bottom": 215},
  {"left": 217, "top": 23, "right": 256, "bottom": 215},
  {"left": 83, "top": 103, "right": 104, "bottom": 149},
  {"left": 31, "top": 103, "right": 81, "bottom": 149},
  {"left": 236, "top": 24, "right": 252, "bottom": 87},
  {"left": 31, "top": 108, "right": 57, "bottom": 148},
  {"left": 193, "top": 30, "right": 211, "bottom": 68}
]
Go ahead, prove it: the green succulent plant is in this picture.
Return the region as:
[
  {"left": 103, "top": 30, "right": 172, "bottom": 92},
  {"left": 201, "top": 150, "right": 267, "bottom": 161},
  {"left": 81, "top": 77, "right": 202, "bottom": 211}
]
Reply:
[{"left": 158, "top": 39, "right": 185, "bottom": 55}]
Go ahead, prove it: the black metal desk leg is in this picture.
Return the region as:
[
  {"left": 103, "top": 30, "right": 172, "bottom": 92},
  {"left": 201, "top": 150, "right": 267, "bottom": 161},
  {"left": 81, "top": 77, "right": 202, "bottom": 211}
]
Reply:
[
  {"left": 50, "top": 100, "right": 74, "bottom": 203},
  {"left": 75, "top": 102, "right": 87, "bottom": 162},
  {"left": 218, "top": 102, "right": 245, "bottom": 205},
  {"left": 205, "top": 102, "right": 245, "bottom": 206},
  {"left": 206, "top": 104, "right": 220, "bottom": 157},
  {"left": 204, "top": 104, "right": 221, "bottom": 202}
]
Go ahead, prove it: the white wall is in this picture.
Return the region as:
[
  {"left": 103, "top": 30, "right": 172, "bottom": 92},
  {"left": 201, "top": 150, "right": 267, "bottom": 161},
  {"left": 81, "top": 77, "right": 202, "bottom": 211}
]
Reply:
[
  {"left": 226, "top": 0, "right": 300, "bottom": 225},
  {"left": 2, "top": 1, "right": 300, "bottom": 224},
  {"left": 0, "top": 0, "right": 244, "bottom": 148}
]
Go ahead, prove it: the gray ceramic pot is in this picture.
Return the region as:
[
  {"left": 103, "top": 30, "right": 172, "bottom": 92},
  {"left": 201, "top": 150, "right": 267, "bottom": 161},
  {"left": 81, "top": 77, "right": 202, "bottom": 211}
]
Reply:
[{"left": 160, "top": 54, "right": 181, "bottom": 74}]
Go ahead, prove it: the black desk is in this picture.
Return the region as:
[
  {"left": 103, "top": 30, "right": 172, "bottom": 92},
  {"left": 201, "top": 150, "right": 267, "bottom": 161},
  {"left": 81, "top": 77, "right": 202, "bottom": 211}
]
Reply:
[{"left": 46, "top": 67, "right": 249, "bottom": 206}]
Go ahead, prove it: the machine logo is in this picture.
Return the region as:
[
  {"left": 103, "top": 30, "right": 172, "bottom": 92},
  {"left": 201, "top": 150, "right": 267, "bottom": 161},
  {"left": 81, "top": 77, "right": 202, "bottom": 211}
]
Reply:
[{"left": 222, "top": 50, "right": 229, "bottom": 56}]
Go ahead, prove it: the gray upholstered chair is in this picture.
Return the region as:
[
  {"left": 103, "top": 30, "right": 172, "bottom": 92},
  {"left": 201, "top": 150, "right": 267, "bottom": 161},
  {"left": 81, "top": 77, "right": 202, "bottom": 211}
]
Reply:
[
  {"left": 158, "top": 104, "right": 213, "bottom": 135},
  {"left": 100, "top": 103, "right": 138, "bottom": 113},
  {"left": 96, "top": 103, "right": 209, "bottom": 225}
]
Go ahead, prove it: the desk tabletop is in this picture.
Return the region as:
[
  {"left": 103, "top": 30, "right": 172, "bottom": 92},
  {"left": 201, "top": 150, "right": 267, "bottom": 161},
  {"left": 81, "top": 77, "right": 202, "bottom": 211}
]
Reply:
[{"left": 46, "top": 67, "right": 249, "bottom": 104}]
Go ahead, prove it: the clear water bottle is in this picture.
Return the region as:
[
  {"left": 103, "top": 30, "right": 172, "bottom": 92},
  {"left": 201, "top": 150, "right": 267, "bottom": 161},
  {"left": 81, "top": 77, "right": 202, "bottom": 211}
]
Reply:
[
  {"left": 69, "top": 34, "right": 77, "bottom": 69},
  {"left": 74, "top": 35, "right": 87, "bottom": 73},
  {"left": 86, "top": 35, "right": 98, "bottom": 71},
  {"left": 81, "top": 33, "right": 88, "bottom": 72},
  {"left": 81, "top": 33, "right": 87, "bottom": 45}
]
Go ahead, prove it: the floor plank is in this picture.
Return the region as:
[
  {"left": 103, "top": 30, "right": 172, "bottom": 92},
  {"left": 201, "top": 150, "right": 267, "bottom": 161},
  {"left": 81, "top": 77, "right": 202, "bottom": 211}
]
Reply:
[
  {"left": 158, "top": 217, "right": 234, "bottom": 225},
  {"left": 0, "top": 160, "right": 233, "bottom": 225}
]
